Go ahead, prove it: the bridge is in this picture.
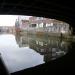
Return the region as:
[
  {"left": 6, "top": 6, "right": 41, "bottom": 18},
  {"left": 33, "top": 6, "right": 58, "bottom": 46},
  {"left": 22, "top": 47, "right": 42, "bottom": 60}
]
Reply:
[{"left": 0, "top": 26, "right": 15, "bottom": 34}]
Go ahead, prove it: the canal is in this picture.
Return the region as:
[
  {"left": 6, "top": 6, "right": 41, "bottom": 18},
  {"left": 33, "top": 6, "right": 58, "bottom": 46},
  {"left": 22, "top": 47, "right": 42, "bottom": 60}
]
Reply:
[{"left": 0, "top": 33, "right": 74, "bottom": 73}]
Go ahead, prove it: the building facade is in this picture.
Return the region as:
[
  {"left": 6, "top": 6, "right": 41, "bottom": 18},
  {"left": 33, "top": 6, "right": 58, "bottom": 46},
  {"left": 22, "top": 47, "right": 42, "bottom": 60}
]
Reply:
[
  {"left": 15, "top": 16, "right": 30, "bottom": 32},
  {"left": 15, "top": 16, "right": 72, "bottom": 36},
  {"left": 29, "top": 17, "right": 71, "bottom": 34}
]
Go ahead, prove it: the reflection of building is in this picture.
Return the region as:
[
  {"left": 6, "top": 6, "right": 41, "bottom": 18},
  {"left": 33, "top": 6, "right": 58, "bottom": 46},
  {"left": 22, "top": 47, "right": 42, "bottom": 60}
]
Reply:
[
  {"left": 15, "top": 34, "right": 29, "bottom": 47},
  {"left": 29, "top": 38, "right": 69, "bottom": 62},
  {"left": 15, "top": 34, "right": 70, "bottom": 62}
]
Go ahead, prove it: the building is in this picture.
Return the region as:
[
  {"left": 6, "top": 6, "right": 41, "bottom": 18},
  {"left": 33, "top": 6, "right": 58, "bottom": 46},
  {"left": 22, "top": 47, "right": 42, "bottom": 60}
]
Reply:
[
  {"left": 29, "top": 17, "right": 71, "bottom": 34},
  {"left": 15, "top": 16, "right": 30, "bottom": 32},
  {"left": 15, "top": 16, "right": 72, "bottom": 36}
]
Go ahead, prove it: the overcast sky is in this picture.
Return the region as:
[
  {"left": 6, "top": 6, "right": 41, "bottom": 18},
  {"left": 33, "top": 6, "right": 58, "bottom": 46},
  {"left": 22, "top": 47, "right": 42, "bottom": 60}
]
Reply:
[{"left": 0, "top": 15, "right": 31, "bottom": 26}]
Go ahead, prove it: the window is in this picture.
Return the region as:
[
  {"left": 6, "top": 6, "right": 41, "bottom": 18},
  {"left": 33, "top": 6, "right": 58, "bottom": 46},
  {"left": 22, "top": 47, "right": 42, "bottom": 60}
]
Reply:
[
  {"left": 36, "top": 17, "right": 43, "bottom": 20},
  {"left": 31, "top": 24, "right": 36, "bottom": 27}
]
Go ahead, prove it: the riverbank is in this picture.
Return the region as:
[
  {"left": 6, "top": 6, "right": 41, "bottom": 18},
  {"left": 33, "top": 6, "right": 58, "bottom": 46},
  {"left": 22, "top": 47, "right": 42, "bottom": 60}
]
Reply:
[{"left": 19, "top": 31, "right": 74, "bottom": 39}]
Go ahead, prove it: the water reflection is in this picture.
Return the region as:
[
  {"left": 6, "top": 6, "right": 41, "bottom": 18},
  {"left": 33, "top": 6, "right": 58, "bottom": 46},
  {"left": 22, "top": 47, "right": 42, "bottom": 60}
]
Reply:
[
  {"left": 0, "top": 34, "right": 72, "bottom": 73},
  {"left": 16, "top": 34, "right": 70, "bottom": 62}
]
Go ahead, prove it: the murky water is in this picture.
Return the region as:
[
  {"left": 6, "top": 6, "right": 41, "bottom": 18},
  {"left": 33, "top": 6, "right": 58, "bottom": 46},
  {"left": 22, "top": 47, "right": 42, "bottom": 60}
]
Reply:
[{"left": 0, "top": 33, "right": 72, "bottom": 73}]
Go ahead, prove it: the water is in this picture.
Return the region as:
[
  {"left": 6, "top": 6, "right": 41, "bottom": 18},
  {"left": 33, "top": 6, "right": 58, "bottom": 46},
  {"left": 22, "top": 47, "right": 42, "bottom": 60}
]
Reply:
[{"left": 0, "top": 33, "right": 72, "bottom": 73}]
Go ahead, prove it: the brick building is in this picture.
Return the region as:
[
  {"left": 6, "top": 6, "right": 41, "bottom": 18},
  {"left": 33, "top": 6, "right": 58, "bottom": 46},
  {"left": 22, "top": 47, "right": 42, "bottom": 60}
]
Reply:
[
  {"left": 15, "top": 16, "right": 72, "bottom": 35},
  {"left": 29, "top": 17, "right": 71, "bottom": 34}
]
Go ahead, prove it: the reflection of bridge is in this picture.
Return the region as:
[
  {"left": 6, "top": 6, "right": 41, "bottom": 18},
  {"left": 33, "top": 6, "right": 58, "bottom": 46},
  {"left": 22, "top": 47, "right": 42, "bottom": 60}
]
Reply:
[{"left": 15, "top": 34, "right": 70, "bottom": 62}]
